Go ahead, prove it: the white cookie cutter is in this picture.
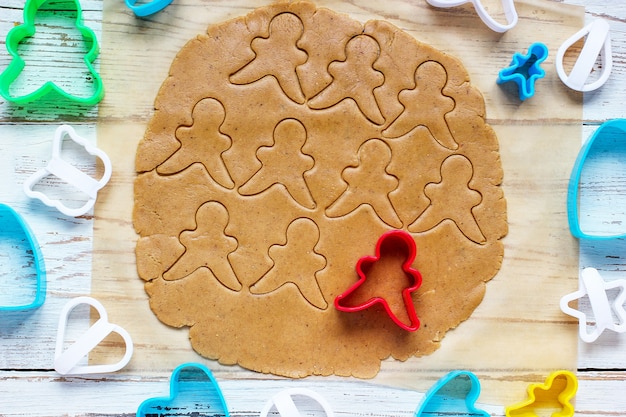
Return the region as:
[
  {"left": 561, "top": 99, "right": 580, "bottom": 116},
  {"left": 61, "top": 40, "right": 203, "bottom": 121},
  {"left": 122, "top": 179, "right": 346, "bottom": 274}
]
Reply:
[
  {"left": 54, "top": 296, "right": 133, "bottom": 375},
  {"left": 426, "top": 0, "right": 518, "bottom": 33},
  {"left": 560, "top": 268, "right": 626, "bottom": 343},
  {"left": 23, "top": 125, "right": 112, "bottom": 217},
  {"left": 260, "top": 388, "right": 334, "bottom": 417},
  {"left": 556, "top": 19, "right": 612, "bottom": 92}
]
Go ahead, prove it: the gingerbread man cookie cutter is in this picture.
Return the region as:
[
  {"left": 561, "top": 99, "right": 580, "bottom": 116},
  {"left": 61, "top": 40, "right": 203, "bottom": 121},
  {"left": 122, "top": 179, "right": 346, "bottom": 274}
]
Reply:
[
  {"left": 54, "top": 296, "right": 133, "bottom": 375},
  {"left": 0, "top": 203, "right": 46, "bottom": 311},
  {"left": 556, "top": 19, "right": 612, "bottom": 92},
  {"left": 426, "top": 0, "right": 518, "bottom": 33},
  {"left": 335, "top": 230, "right": 422, "bottom": 331},
  {"left": 261, "top": 388, "right": 334, "bottom": 417},
  {"left": 0, "top": 0, "right": 104, "bottom": 105},
  {"left": 560, "top": 267, "right": 626, "bottom": 343},
  {"left": 497, "top": 43, "right": 549, "bottom": 101},
  {"left": 23, "top": 125, "right": 112, "bottom": 217},
  {"left": 505, "top": 370, "right": 578, "bottom": 417}
]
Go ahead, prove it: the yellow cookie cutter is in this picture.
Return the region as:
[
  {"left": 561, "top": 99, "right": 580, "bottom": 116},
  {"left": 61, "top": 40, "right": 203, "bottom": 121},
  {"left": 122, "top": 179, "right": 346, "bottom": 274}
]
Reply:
[{"left": 505, "top": 370, "right": 578, "bottom": 417}]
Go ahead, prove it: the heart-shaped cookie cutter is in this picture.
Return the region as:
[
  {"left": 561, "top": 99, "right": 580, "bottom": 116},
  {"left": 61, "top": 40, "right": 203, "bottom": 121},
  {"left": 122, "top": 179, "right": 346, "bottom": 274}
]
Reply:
[
  {"left": 54, "top": 296, "right": 133, "bottom": 375},
  {"left": 560, "top": 267, "right": 626, "bottom": 343},
  {"left": 567, "top": 119, "right": 626, "bottom": 239},
  {"left": 505, "top": 370, "right": 578, "bottom": 417},
  {"left": 0, "top": 203, "right": 46, "bottom": 311},
  {"left": 556, "top": 19, "right": 612, "bottom": 92},
  {"left": 23, "top": 125, "right": 112, "bottom": 217},
  {"left": 426, "top": 0, "right": 518, "bottom": 33},
  {"left": 334, "top": 230, "right": 422, "bottom": 331},
  {"left": 260, "top": 388, "right": 334, "bottom": 417},
  {"left": 0, "top": 0, "right": 104, "bottom": 105},
  {"left": 415, "top": 370, "right": 489, "bottom": 417},
  {"left": 137, "top": 363, "right": 230, "bottom": 417},
  {"left": 125, "top": 0, "right": 174, "bottom": 17}
]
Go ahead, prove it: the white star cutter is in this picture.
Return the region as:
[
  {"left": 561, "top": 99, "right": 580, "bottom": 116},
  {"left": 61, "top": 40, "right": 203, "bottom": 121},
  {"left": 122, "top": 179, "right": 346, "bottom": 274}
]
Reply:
[{"left": 560, "top": 267, "right": 626, "bottom": 343}]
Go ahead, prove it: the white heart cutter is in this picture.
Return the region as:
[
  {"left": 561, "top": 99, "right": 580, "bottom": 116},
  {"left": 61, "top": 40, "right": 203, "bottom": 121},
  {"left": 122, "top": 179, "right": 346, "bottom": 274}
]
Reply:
[
  {"left": 426, "top": 0, "right": 518, "bottom": 33},
  {"left": 556, "top": 19, "right": 612, "bottom": 92},
  {"left": 260, "top": 388, "right": 334, "bottom": 417},
  {"left": 54, "top": 296, "right": 133, "bottom": 375},
  {"left": 23, "top": 125, "right": 112, "bottom": 217}
]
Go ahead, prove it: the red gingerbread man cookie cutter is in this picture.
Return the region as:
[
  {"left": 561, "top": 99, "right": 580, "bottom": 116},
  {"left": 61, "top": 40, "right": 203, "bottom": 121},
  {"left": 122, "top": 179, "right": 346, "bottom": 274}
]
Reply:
[{"left": 334, "top": 230, "right": 422, "bottom": 331}]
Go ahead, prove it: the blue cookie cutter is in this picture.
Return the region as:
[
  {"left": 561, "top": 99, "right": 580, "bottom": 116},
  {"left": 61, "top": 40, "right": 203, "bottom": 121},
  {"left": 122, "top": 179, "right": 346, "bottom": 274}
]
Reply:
[
  {"left": 125, "top": 0, "right": 174, "bottom": 17},
  {"left": 415, "top": 370, "right": 489, "bottom": 417},
  {"left": 0, "top": 204, "right": 46, "bottom": 311},
  {"left": 497, "top": 42, "right": 549, "bottom": 101},
  {"left": 568, "top": 119, "right": 626, "bottom": 239},
  {"left": 137, "top": 363, "right": 230, "bottom": 417}
]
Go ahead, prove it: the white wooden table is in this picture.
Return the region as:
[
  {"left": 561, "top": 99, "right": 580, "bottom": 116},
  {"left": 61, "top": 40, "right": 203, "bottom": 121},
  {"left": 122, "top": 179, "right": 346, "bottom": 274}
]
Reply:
[{"left": 2, "top": 0, "right": 626, "bottom": 416}]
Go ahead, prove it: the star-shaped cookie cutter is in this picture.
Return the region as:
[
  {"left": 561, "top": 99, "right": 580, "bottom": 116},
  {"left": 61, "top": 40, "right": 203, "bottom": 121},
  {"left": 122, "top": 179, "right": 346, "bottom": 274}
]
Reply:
[
  {"left": 505, "top": 370, "right": 578, "bottom": 417},
  {"left": 23, "top": 125, "right": 112, "bottom": 217},
  {"left": 0, "top": 0, "right": 104, "bottom": 105},
  {"left": 560, "top": 267, "right": 626, "bottom": 343},
  {"left": 497, "top": 42, "right": 549, "bottom": 101},
  {"left": 426, "top": 0, "right": 518, "bottom": 33},
  {"left": 334, "top": 230, "right": 422, "bottom": 331}
]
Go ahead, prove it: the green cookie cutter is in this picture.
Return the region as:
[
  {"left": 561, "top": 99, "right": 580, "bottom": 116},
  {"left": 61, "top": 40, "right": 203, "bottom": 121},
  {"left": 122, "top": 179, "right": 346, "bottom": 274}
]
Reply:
[{"left": 0, "top": 0, "right": 104, "bottom": 105}]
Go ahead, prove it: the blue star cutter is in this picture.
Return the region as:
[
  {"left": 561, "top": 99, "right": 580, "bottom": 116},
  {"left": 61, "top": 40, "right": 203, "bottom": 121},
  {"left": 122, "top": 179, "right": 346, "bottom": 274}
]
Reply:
[
  {"left": 0, "top": 203, "right": 46, "bottom": 311},
  {"left": 415, "top": 370, "right": 489, "bottom": 417},
  {"left": 137, "top": 363, "right": 230, "bottom": 417},
  {"left": 497, "top": 42, "right": 549, "bottom": 101}
]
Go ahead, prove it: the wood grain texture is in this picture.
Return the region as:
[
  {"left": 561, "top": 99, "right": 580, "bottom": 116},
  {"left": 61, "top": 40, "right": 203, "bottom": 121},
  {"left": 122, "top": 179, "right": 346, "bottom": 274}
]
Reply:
[{"left": 1, "top": 0, "right": 626, "bottom": 416}]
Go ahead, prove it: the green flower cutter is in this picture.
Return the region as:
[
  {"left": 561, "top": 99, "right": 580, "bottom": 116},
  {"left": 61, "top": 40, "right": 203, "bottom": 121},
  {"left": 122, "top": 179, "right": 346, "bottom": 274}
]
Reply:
[
  {"left": 0, "top": 0, "right": 104, "bottom": 105},
  {"left": 0, "top": 204, "right": 46, "bottom": 311}
]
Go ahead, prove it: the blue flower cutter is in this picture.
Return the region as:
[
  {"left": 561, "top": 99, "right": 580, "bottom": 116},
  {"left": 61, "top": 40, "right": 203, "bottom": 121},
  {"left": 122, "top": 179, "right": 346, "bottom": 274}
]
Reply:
[
  {"left": 497, "top": 42, "right": 549, "bottom": 101},
  {"left": 125, "top": 0, "right": 174, "bottom": 17},
  {"left": 0, "top": 203, "right": 46, "bottom": 311},
  {"left": 137, "top": 362, "right": 230, "bottom": 417},
  {"left": 568, "top": 119, "right": 626, "bottom": 240},
  {"left": 415, "top": 370, "right": 489, "bottom": 417}
]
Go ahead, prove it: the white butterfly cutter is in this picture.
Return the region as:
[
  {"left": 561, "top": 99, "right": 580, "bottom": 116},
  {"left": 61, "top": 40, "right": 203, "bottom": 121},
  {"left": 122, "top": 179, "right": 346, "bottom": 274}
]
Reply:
[
  {"left": 23, "top": 125, "right": 112, "bottom": 217},
  {"left": 54, "top": 296, "right": 133, "bottom": 375},
  {"left": 560, "top": 267, "right": 626, "bottom": 343},
  {"left": 260, "top": 388, "right": 334, "bottom": 417},
  {"left": 556, "top": 19, "right": 612, "bottom": 92},
  {"left": 426, "top": 0, "right": 518, "bottom": 33}
]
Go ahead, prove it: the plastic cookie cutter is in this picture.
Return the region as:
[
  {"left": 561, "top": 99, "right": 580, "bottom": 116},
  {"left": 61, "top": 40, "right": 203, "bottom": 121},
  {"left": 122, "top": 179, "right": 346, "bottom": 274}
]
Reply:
[
  {"left": 560, "top": 267, "right": 626, "bottom": 343},
  {"left": 23, "top": 125, "right": 112, "bottom": 217},
  {"left": 0, "top": 0, "right": 104, "bottom": 105},
  {"left": 497, "top": 42, "right": 549, "bottom": 101},
  {"left": 505, "top": 370, "right": 578, "bottom": 417},
  {"left": 567, "top": 119, "right": 626, "bottom": 239},
  {"left": 556, "top": 19, "right": 612, "bottom": 92},
  {"left": 137, "top": 363, "right": 230, "bottom": 417},
  {"left": 260, "top": 388, "right": 334, "bottom": 417},
  {"left": 125, "top": 0, "right": 174, "bottom": 17},
  {"left": 54, "top": 296, "right": 133, "bottom": 375},
  {"left": 334, "top": 230, "right": 422, "bottom": 331},
  {"left": 426, "top": 0, "right": 518, "bottom": 33},
  {"left": 0, "top": 204, "right": 46, "bottom": 311},
  {"left": 415, "top": 370, "right": 489, "bottom": 417}
]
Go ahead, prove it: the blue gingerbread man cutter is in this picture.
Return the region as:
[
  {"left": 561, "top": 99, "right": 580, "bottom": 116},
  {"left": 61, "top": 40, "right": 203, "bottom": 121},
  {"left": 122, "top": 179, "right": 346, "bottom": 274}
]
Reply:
[{"left": 497, "top": 42, "right": 549, "bottom": 101}]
